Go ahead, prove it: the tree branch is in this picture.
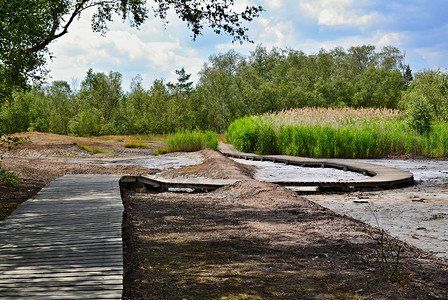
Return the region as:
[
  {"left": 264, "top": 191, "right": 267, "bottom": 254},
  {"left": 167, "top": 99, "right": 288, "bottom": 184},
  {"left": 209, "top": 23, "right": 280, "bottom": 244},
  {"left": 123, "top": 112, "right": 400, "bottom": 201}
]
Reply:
[{"left": 12, "top": 0, "right": 92, "bottom": 56}]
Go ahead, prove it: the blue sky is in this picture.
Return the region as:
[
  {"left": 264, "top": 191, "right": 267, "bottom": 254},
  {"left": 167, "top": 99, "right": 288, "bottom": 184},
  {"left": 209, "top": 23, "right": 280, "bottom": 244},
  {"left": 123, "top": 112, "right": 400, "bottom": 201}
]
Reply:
[{"left": 47, "top": 0, "right": 448, "bottom": 90}]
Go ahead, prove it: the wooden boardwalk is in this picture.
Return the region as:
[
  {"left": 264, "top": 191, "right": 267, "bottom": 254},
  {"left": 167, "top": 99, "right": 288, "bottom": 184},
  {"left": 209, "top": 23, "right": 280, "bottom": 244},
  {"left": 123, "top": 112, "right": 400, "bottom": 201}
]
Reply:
[
  {"left": 125, "top": 144, "right": 414, "bottom": 192},
  {"left": 0, "top": 175, "right": 123, "bottom": 299},
  {"left": 219, "top": 143, "right": 415, "bottom": 190}
]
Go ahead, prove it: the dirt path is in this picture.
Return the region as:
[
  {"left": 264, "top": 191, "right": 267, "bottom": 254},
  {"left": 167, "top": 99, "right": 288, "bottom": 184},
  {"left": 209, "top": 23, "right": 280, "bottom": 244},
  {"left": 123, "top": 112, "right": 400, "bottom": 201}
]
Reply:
[
  {"left": 122, "top": 180, "right": 448, "bottom": 299},
  {"left": 0, "top": 133, "right": 158, "bottom": 220},
  {"left": 1, "top": 133, "right": 448, "bottom": 299}
]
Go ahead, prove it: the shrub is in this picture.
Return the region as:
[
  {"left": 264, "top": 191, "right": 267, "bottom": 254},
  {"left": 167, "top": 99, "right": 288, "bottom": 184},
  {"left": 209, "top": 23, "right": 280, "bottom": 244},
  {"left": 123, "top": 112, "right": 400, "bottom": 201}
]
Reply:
[
  {"left": 0, "top": 162, "right": 20, "bottom": 187},
  {"left": 0, "top": 132, "right": 23, "bottom": 187},
  {"left": 226, "top": 116, "right": 260, "bottom": 153},
  {"left": 152, "top": 147, "right": 167, "bottom": 155},
  {"left": 256, "top": 123, "right": 277, "bottom": 155},
  {"left": 405, "top": 92, "right": 433, "bottom": 134},
  {"left": 69, "top": 109, "right": 103, "bottom": 137}
]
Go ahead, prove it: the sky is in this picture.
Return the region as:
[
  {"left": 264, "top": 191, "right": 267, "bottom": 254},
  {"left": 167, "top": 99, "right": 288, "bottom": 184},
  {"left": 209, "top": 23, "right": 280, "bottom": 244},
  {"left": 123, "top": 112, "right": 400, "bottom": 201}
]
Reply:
[{"left": 46, "top": 0, "right": 448, "bottom": 91}]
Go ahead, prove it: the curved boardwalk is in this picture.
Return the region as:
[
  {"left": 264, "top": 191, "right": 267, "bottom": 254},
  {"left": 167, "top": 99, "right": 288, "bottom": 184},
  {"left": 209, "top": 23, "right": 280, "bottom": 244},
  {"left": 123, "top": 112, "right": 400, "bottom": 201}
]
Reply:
[
  {"left": 219, "top": 143, "right": 415, "bottom": 190},
  {"left": 132, "top": 144, "right": 414, "bottom": 192},
  {"left": 0, "top": 175, "right": 123, "bottom": 299}
]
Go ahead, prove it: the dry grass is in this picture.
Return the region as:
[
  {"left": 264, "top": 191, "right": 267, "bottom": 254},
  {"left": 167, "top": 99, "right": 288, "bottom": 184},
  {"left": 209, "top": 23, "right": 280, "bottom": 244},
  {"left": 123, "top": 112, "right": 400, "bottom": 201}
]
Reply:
[{"left": 264, "top": 107, "right": 403, "bottom": 129}]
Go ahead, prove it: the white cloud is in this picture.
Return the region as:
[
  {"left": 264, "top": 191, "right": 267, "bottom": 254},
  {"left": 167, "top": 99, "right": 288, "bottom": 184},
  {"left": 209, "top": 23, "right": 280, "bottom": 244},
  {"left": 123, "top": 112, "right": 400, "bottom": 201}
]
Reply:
[
  {"left": 415, "top": 47, "right": 443, "bottom": 65},
  {"left": 257, "top": 18, "right": 296, "bottom": 46},
  {"left": 299, "top": 0, "right": 379, "bottom": 27},
  {"left": 264, "top": 0, "right": 283, "bottom": 9},
  {"left": 376, "top": 32, "right": 401, "bottom": 47},
  {"left": 46, "top": 8, "right": 207, "bottom": 88}
]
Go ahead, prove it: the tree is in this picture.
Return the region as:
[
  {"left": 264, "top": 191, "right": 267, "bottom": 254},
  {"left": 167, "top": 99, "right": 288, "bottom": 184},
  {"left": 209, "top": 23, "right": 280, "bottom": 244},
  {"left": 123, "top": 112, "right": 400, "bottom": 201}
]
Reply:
[
  {"left": 347, "top": 45, "right": 376, "bottom": 74},
  {"left": 404, "top": 70, "right": 447, "bottom": 119},
  {"left": 69, "top": 69, "right": 123, "bottom": 136},
  {"left": 167, "top": 68, "right": 194, "bottom": 96},
  {"left": 377, "top": 46, "right": 404, "bottom": 71},
  {"left": 403, "top": 65, "right": 413, "bottom": 90},
  {"left": 0, "top": 0, "right": 263, "bottom": 100}
]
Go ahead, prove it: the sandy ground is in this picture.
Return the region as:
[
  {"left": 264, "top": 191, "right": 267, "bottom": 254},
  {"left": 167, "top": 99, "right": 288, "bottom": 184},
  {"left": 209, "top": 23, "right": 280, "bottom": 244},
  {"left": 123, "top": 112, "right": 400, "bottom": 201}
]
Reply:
[
  {"left": 1, "top": 133, "right": 448, "bottom": 299},
  {"left": 234, "top": 158, "right": 448, "bottom": 259}
]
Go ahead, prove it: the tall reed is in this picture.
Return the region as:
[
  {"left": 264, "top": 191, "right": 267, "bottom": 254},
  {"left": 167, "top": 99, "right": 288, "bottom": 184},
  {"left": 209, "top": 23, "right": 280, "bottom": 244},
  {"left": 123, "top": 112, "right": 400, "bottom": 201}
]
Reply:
[
  {"left": 226, "top": 108, "right": 448, "bottom": 158},
  {"left": 165, "top": 129, "right": 218, "bottom": 153}
]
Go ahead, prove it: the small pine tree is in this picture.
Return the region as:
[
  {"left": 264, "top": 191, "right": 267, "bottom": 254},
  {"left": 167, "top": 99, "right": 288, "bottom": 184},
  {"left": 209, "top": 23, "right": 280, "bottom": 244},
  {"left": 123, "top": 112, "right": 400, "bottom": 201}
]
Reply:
[
  {"left": 167, "top": 68, "right": 194, "bottom": 95},
  {"left": 403, "top": 64, "right": 413, "bottom": 90}
]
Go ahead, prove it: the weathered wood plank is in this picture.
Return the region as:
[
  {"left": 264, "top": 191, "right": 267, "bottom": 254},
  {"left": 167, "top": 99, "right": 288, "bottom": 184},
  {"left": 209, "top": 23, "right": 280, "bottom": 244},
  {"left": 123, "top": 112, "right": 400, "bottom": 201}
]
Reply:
[{"left": 0, "top": 175, "right": 123, "bottom": 299}]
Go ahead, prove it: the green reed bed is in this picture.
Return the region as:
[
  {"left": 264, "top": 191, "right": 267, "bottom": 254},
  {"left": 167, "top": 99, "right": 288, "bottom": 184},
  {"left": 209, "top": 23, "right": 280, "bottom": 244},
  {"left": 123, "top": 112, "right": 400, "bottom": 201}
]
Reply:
[
  {"left": 226, "top": 108, "right": 448, "bottom": 158},
  {"left": 165, "top": 129, "right": 218, "bottom": 153}
]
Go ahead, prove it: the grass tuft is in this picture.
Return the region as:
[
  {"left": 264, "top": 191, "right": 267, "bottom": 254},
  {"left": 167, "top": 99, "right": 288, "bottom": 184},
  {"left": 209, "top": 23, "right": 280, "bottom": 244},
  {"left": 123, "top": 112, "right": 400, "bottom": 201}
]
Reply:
[
  {"left": 124, "top": 141, "right": 149, "bottom": 148},
  {"left": 152, "top": 147, "right": 167, "bottom": 155},
  {"left": 165, "top": 129, "right": 219, "bottom": 153},
  {"left": 76, "top": 143, "right": 113, "bottom": 154}
]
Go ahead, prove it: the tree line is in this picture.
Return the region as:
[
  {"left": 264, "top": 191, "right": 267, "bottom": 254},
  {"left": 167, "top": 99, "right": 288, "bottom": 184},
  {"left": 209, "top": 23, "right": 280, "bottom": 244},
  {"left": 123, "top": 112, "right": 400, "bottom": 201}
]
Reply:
[{"left": 1, "top": 45, "right": 447, "bottom": 136}]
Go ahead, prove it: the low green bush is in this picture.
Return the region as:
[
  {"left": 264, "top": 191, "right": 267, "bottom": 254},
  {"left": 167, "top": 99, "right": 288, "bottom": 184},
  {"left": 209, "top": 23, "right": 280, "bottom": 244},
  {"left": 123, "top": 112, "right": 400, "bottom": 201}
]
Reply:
[{"left": 0, "top": 163, "right": 20, "bottom": 187}]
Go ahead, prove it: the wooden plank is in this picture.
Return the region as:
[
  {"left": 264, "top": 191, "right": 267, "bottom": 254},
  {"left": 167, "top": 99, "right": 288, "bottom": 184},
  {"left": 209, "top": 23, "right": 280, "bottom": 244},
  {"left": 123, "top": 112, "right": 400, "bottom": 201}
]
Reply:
[
  {"left": 0, "top": 238, "right": 122, "bottom": 249},
  {"left": 1, "top": 266, "right": 122, "bottom": 276},
  {"left": 0, "top": 175, "right": 123, "bottom": 299}
]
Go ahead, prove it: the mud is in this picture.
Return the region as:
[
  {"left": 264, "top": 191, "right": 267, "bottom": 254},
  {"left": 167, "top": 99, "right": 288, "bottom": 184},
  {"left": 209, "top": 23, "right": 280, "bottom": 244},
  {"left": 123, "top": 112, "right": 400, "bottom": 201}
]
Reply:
[
  {"left": 60, "top": 152, "right": 204, "bottom": 170},
  {"left": 308, "top": 159, "right": 448, "bottom": 259},
  {"left": 232, "top": 158, "right": 369, "bottom": 182},
  {"left": 236, "top": 158, "right": 448, "bottom": 259}
]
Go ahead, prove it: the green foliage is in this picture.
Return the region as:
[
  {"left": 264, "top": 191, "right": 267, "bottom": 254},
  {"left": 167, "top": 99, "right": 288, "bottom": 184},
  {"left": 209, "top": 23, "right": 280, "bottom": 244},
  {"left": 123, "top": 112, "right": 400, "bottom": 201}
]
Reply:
[
  {"left": 0, "top": 0, "right": 262, "bottom": 102},
  {"left": 69, "top": 109, "right": 104, "bottom": 137},
  {"left": 124, "top": 141, "right": 149, "bottom": 148},
  {"left": 166, "top": 129, "right": 219, "bottom": 153},
  {"left": 0, "top": 162, "right": 20, "bottom": 187},
  {"left": 197, "top": 45, "right": 407, "bottom": 128},
  {"left": 152, "top": 147, "right": 167, "bottom": 155},
  {"left": 404, "top": 92, "right": 433, "bottom": 134},
  {"left": 402, "top": 70, "right": 448, "bottom": 121},
  {"left": 167, "top": 68, "right": 194, "bottom": 95},
  {"left": 0, "top": 132, "right": 23, "bottom": 187},
  {"left": 205, "top": 131, "right": 219, "bottom": 151},
  {"left": 227, "top": 110, "right": 448, "bottom": 158},
  {"left": 403, "top": 65, "right": 413, "bottom": 90},
  {"left": 0, "top": 91, "right": 33, "bottom": 133},
  {"left": 1, "top": 45, "right": 447, "bottom": 142},
  {"left": 226, "top": 116, "right": 277, "bottom": 155},
  {"left": 226, "top": 116, "right": 260, "bottom": 153}
]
